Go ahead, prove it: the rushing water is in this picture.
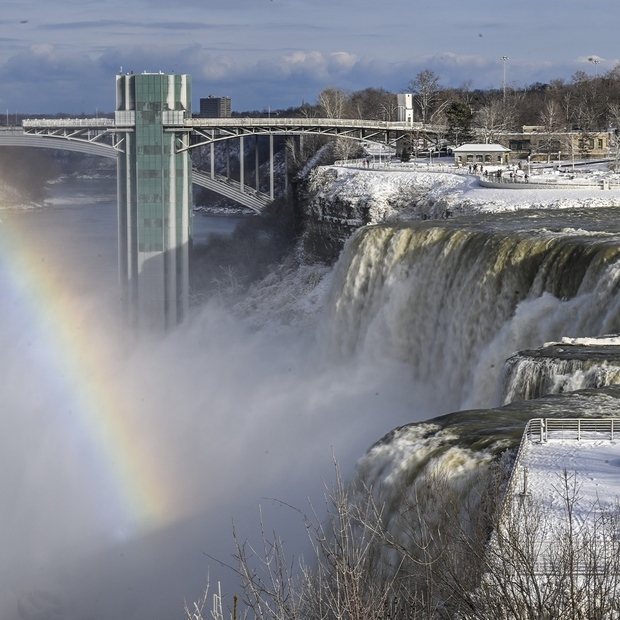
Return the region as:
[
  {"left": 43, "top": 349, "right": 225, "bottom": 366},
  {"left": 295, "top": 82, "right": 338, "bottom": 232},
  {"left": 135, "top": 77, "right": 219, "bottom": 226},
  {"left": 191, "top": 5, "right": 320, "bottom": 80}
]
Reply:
[
  {"left": 4, "top": 179, "right": 620, "bottom": 619},
  {"left": 323, "top": 208, "right": 620, "bottom": 553},
  {"left": 322, "top": 210, "right": 620, "bottom": 412},
  {"left": 501, "top": 344, "right": 620, "bottom": 404}
]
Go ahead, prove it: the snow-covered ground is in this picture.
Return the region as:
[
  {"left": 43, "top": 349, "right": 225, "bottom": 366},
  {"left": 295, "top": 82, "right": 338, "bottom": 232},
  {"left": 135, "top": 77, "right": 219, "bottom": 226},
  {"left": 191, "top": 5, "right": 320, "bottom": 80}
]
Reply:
[
  {"left": 316, "top": 162, "right": 620, "bottom": 221},
  {"left": 510, "top": 424, "right": 620, "bottom": 533}
]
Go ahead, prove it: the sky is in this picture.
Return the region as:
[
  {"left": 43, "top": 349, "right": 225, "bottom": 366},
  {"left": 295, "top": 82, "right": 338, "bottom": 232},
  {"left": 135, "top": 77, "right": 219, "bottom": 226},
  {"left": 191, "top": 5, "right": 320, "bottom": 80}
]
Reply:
[{"left": 1, "top": 1, "right": 619, "bottom": 115}]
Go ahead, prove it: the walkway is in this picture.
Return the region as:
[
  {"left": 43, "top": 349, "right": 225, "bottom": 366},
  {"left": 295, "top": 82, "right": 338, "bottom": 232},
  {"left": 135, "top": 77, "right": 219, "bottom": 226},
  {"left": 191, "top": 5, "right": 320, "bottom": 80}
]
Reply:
[{"left": 501, "top": 418, "right": 620, "bottom": 573}]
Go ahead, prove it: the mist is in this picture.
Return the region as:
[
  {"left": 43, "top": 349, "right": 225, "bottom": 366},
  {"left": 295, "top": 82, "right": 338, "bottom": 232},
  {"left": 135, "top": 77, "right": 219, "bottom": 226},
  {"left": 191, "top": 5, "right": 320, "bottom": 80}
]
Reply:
[{"left": 0, "top": 180, "right": 436, "bottom": 619}]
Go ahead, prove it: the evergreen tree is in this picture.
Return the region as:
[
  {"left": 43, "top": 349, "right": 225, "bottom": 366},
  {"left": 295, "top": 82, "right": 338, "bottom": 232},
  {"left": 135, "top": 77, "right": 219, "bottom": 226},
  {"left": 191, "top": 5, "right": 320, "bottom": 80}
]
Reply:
[{"left": 444, "top": 101, "right": 474, "bottom": 146}]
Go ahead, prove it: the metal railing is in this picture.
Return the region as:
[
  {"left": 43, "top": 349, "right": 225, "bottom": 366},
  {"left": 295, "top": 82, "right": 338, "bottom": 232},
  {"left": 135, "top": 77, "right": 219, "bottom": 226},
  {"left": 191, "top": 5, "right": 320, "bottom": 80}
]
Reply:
[
  {"left": 499, "top": 417, "right": 620, "bottom": 533},
  {"left": 186, "top": 117, "right": 433, "bottom": 131},
  {"left": 525, "top": 417, "right": 620, "bottom": 442},
  {"left": 22, "top": 118, "right": 114, "bottom": 128},
  {"left": 491, "top": 417, "right": 620, "bottom": 577}
]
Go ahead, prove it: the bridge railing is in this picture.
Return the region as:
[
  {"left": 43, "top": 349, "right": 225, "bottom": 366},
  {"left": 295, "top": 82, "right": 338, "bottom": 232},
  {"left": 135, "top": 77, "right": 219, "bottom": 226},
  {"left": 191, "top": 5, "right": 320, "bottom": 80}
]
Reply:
[
  {"left": 186, "top": 117, "right": 433, "bottom": 131},
  {"left": 23, "top": 118, "right": 115, "bottom": 128}
]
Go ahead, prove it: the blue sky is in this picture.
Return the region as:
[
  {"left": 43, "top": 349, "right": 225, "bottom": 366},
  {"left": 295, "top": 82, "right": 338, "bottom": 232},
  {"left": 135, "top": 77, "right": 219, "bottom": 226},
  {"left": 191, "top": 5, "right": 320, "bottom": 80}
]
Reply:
[{"left": 1, "top": 0, "right": 618, "bottom": 114}]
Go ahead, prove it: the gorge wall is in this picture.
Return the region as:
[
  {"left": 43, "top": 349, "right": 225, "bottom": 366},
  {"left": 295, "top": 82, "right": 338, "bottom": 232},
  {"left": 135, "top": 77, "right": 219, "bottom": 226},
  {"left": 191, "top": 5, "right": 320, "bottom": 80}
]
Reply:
[{"left": 296, "top": 165, "right": 466, "bottom": 262}]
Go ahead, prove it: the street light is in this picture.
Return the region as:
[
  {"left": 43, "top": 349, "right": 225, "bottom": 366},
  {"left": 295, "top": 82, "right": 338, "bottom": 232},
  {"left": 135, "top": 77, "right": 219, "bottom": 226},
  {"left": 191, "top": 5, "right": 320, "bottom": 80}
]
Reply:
[{"left": 501, "top": 56, "right": 509, "bottom": 100}]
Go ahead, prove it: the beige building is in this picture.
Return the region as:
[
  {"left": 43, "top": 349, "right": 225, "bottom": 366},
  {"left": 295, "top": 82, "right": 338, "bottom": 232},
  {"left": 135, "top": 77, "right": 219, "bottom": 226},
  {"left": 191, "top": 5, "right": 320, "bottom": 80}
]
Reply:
[
  {"left": 453, "top": 143, "right": 511, "bottom": 166},
  {"left": 500, "top": 127, "right": 612, "bottom": 161}
]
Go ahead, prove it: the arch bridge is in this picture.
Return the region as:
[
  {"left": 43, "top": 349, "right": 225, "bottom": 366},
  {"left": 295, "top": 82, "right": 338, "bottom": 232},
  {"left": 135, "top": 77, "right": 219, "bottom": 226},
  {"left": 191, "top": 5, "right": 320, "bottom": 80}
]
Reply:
[{"left": 0, "top": 73, "right": 441, "bottom": 329}]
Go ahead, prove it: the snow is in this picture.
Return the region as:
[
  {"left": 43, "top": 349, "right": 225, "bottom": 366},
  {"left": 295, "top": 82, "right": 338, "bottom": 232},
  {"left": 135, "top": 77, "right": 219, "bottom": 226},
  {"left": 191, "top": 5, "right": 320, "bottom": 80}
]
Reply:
[
  {"left": 517, "top": 432, "right": 620, "bottom": 525},
  {"left": 555, "top": 335, "right": 620, "bottom": 346},
  {"left": 321, "top": 161, "right": 620, "bottom": 222}
]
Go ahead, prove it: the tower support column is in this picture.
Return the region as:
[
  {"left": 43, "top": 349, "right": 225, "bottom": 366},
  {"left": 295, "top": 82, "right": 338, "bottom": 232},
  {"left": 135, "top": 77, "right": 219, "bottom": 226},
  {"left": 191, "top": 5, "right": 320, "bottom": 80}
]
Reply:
[{"left": 115, "top": 73, "right": 193, "bottom": 331}]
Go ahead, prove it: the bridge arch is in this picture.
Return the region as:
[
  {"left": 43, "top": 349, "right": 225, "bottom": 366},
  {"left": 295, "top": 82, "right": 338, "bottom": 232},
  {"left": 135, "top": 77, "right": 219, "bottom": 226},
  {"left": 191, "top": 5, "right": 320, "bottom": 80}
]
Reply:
[{"left": 0, "top": 129, "right": 269, "bottom": 211}]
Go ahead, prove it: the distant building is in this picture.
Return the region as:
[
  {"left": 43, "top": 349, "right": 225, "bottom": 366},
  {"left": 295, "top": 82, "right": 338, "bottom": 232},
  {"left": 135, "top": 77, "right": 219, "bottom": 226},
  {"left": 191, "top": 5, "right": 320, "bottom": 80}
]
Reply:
[
  {"left": 397, "top": 94, "right": 414, "bottom": 124},
  {"left": 199, "top": 96, "right": 231, "bottom": 118},
  {"left": 453, "top": 143, "right": 511, "bottom": 166},
  {"left": 499, "top": 127, "right": 612, "bottom": 161}
]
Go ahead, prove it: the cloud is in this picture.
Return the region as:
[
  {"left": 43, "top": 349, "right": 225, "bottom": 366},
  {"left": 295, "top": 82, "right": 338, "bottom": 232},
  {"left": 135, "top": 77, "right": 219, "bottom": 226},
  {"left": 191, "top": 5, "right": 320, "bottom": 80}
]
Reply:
[{"left": 1, "top": 36, "right": 617, "bottom": 114}]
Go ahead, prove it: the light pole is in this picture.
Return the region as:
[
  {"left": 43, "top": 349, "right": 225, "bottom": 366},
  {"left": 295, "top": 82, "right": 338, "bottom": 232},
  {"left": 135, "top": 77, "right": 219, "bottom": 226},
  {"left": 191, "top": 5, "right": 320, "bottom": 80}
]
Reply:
[
  {"left": 589, "top": 56, "right": 600, "bottom": 77},
  {"left": 501, "top": 56, "right": 509, "bottom": 101}
]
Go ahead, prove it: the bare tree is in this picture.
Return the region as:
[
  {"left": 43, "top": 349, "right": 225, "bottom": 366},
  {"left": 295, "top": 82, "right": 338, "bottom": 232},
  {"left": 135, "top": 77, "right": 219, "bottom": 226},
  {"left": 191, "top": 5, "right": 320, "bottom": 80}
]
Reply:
[
  {"left": 193, "top": 460, "right": 620, "bottom": 620},
  {"left": 317, "top": 87, "right": 349, "bottom": 119},
  {"left": 463, "top": 470, "right": 620, "bottom": 620},
  {"left": 348, "top": 87, "right": 397, "bottom": 121},
  {"left": 474, "top": 99, "right": 514, "bottom": 143},
  {"left": 408, "top": 69, "right": 447, "bottom": 124},
  {"left": 607, "top": 103, "right": 620, "bottom": 170},
  {"left": 538, "top": 100, "right": 563, "bottom": 162}
]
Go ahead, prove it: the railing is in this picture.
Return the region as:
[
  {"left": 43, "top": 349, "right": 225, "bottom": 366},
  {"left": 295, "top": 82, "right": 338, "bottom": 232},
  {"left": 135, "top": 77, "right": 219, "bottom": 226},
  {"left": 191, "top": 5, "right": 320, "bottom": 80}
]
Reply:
[
  {"left": 490, "top": 417, "right": 620, "bottom": 576},
  {"left": 480, "top": 175, "right": 620, "bottom": 190},
  {"left": 333, "top": 158, "right": 465, "bottom": 173},
  {"left": 187, "top": 117, "right": 436, "bottom": 131},
  {"left": 23, "top": 118, "right": 115, "bottom": 128},
  {"left": 499, "top": 417, "right": 620, "bottom": 533},
  {"left": 525, "top": 417, "right": 620, "bottom": 442}
]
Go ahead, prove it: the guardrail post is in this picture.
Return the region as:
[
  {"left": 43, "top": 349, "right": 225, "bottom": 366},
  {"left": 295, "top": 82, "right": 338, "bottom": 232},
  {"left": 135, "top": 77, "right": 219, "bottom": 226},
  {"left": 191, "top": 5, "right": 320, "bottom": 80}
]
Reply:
[
  {"left": 578, "top": 419, "right": 581, "bottom": 441},
  {"left": 541, "top": 418, "right": 545, "bottom": 443},
  {"left": 521, "top": 466, "right": 529, "bottom": 496}
]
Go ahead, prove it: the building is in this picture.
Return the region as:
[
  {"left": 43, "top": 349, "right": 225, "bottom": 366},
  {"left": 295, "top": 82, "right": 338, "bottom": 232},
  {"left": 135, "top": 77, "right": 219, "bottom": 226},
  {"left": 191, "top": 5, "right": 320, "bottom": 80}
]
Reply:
[
  {"left": 453, "top": 143, "right": 511, "bottom": 166},
  {"left": 397, "top": 94, "right": 414, "bottom": 124},
  {"left": 115, "top": 72, "right": 193, "bottom": 330},
  {"left": 499, "top": 127, "right": 612, "bottom": 162},
  {"left": 198, "top": 96, "right": 231, "bottom": 118}
]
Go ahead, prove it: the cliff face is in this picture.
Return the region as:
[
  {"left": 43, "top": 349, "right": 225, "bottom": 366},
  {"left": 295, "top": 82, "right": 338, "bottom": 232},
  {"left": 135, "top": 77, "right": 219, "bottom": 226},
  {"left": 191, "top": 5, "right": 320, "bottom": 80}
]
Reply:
[
  {"left": 295, "top": 168, "right": 365, "bottom": 263},
  {"left": 295, "top": 165, "right": 467, "bottom": 263}
]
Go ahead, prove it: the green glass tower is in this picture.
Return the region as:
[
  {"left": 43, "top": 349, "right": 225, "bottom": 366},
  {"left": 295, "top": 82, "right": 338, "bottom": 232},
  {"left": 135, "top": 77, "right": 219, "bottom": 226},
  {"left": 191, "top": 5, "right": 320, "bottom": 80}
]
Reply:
[{"left": 115, "top": 73, "right": 193, "bottom": 330}]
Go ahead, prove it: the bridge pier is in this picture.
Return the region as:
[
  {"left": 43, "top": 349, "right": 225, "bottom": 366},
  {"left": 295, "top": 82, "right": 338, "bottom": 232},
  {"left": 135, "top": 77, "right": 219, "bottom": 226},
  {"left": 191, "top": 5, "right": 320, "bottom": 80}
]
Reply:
[
  {"left": 115, "top": 72, "right": 193, "bottom": 331},
  {"left": 239, "top": 135, "right": 244, "bottom": 192}
]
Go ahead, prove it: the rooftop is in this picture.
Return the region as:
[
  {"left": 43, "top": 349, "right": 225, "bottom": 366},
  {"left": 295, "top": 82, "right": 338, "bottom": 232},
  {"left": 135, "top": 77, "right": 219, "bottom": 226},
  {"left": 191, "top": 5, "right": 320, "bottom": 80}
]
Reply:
[{"left": 453, "top": 143, "right": 511, "bottom": 152}]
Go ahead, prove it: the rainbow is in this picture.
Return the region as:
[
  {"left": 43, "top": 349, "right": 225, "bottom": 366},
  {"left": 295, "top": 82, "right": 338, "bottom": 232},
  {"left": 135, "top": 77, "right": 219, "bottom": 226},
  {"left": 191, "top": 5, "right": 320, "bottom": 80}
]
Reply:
[{"left": 0, "top": 212, "right": 181, "bottom": 538}]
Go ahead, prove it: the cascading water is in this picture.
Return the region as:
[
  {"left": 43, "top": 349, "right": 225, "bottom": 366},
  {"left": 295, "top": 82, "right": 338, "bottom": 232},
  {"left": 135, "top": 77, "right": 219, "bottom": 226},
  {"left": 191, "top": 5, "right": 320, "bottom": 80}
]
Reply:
[
  {"left": 320, "top": 208, "right": 620, "bottom": 564},
  {"left": 501, "top": 343, "right": 620, "bottom": 404},
  {"left": 322, "top": 209, "right": 620, "bottom": 413}
]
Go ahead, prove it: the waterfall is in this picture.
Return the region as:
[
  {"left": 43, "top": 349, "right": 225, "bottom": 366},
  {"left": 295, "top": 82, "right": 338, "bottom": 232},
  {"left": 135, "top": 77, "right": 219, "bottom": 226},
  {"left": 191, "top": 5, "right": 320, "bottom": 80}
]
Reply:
[
  {"left": 322, "top": 210, "right": 620, "bottom": 587},
  {"left": 501, "top": 344, "right": 620, "bottom": 404},
  {"left": 321, "top": 212, "right": 620, "bottom": 412}
]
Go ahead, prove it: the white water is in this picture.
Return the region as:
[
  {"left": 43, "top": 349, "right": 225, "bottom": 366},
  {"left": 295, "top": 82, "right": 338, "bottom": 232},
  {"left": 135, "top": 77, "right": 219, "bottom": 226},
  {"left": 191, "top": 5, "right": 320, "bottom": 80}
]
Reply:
[
  {"left": 322, "top": 218, "right": 620, "bottom": 412},
  {"left": 502, "top": 348, "right": 620, "bottom": 404}
]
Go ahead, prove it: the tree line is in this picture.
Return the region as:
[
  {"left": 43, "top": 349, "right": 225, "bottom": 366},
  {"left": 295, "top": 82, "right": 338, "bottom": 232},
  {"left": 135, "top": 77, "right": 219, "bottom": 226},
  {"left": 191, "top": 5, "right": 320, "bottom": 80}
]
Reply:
[
  {"left": 260, "top": 65, "right": 620, "bottom": 133},
  {"left": 242, "top": 65, "right": 620, "bottom": 163}
]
